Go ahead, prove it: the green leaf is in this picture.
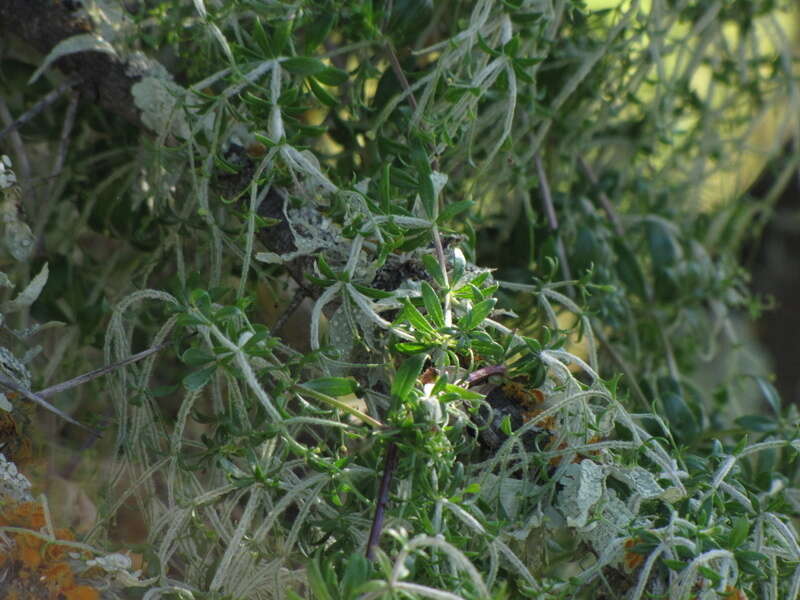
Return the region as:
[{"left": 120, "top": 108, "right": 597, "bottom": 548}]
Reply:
[
  {"left": 500, "top": 415, "right": 513, "bottom": 436},
  {"left": 421, "top": 254, "right": 446, "bottom": 287},
  {"left": 657, "top": 376, "right": 698, "bottom": 442},
  {"left": 252, "top": 17, "right": 273, "bottom": 56},
  {"left": 613, "top": 239, "right": 647, "bottom": 299},
  {"left": 151, "top": 385, "right": 179, "bottom": 398},
  {"left": 697, "top": 566, "right": 721, "bottom": 585},
  {"left": 176, "top": 312, "right": 208, "bottom": 327},
  {"left": 272, "top": 19, "right": 292, "bottom": 55},
  {"left": 510, "top": 12, "right": 543, "bottom": 25},
  {"left": 734, "top": 414, "right": 777, "bottom": 433},
  {"left": 183, "top": 365, "right": 216, "bottom": 391},
  {"left": 302, "top": 377, "right": 359, "bottom": 397},
  {"left": 317, "top": 254, "right": 337, "bottom": 279},
  {"left": 340, "top": 553, "right": 370, "bottom": 599},
  {"left": 390, "top": 165, "right": 419, "bottom": 189},
  {"left": 181, "top": 347, "right": 215, "bottom": 367},
  {"left": 401, "top": 298, "right": 436, "bottom": 336},
  {"left": 308, "top": 76, "right": 338, "bottom": 107},
  {"left": 735, "top": 550, "right": 768, "bottom": 562},
  {"left": 282, "top": 56, "right": 326, "bottom": 76},
  {"left": 306, "top": 554, "right": 335, "bottom": 600},
  {"left": 351, "top": 284, "right": 395, "bottom": 299},
  {"left": 304, "top": 11, "right": 335, "bottom": 52},
  {"left": 451, "top": 247, "right": 466, "bottom": 284},
  {"left": 476, "top": 33, "right": 500, "bottom": 57},
  {"left": 460, "top": 298, "right": 496, "bottom": 331},
  {"left": 443, "top": 384, "right": 484, "bottom": 400},
  {"left": 463, "top": 482, "right": 481, "bottom": 494},
  {"left": 3, "top": 263, "right": 48, "bottom": 311},
  {"left": 502, "top": 34, "right": 520, "bottom": 56},
  {"left": 315, "top": 66, "right": 348, "bottom": 86},
  {"left": 438, "top": 200, "right": 474, "bottom": 223},
  {"left": 752, "top": 375, "right": 781, "bottom": 416},
  {"left": 728, "top": 517, "right": 750, "bottom": 548},
  {"left": 394, "top": 342, "right": 435, "bottom": 354},
  {"left": 645, "top": 219, "right": 679, "bottom": 269},
  {"left": 391, "top": 353, "right": 427, "bottom": 402},
  {"left": 412, "top": 140, "right": 436, "bottom": 219},
  {"left": 420, "top": 282, "right": 445, "bottom": 328}
]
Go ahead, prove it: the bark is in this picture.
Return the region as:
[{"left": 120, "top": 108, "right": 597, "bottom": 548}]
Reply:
[{"left": 0, "top": 0, "right": 142, "bottom": 127}]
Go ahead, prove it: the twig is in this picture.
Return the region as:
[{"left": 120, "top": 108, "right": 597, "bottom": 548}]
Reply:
[
  {"left": 534, "top": 153, "right": 573, "bottom": 291},
  {"left": 578, "top": 156, "right": 624, "bottom": 236},
  {"left": 35, "top": 340, "right": 171, "bottom": 399},
  {"left": 0, "top": 373, "right": 90, "bottom": 431},
  {"left": 0, "top": 340, "right": 171, "bottom": 432},
  {"left": 0, "top": 77, "right": 81, "bottom": 142},
  {"left": 385, "top": 42, "right": 417, "bottom": 111},
  {"left": 466, "top": 364, "right": 507, "bottom": 386},
  {"left": 50, "top": 90, "right": 79, "bottom": 183},
  {"left": 366, "top": 441, "right": 399, "bottom": 560}
]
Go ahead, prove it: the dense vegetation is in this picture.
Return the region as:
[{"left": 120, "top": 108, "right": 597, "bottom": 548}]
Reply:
[{"left": 2, "top": 0, "right": 800, "bottom": 598}]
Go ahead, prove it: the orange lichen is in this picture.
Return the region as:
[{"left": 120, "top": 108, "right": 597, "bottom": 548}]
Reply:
[
  {"left": 62, "top": 586, "right": 101, "bottom": 600},
  {"left": 722, "top": 586, "right": 747, "bottom": 600},
  {"left": 623, "top": 537, "right": 645, "bottom": 570},
  {"left": 524, "top": 408, "right": 556, "bottom": 431},
  {"left": 0, "top": 496, "right": 101, "bottom": 600},
  {"left": 0, "top": 500, "right": 46, "bottom": 529},
  {"left": 41, "top": 562, "right": 75, "bottom": 594},
  {"left": 502, "top": 381, "right": 544, "bottom": 413},
  {"left": 18, "top": 536, "right": 43, "bottom": 569},
  {"left": 420, "top": 367, "right": 439, "bottom": 385}
]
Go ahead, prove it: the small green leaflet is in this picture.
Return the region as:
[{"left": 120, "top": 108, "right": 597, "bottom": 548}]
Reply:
[{"left": 391, "top": 353, "right": 427, "bottom": 402}]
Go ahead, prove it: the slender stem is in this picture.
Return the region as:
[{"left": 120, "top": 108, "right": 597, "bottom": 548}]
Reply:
[
  {"left": 366, "top": 442, "right": 399, "bottom": 560},
  {"left": 36, "top": 340, "right": 171, "bottom": 398},
  {"left": 578, "top": 156, "right": 624, "bottom": 236},
  {"left": 534, "top": 153, "right": 573, "bottom": 291},
  {"left": 0, "top": 77, "right": 81, "bottom": 142},
  {"left": 386, "top": 42, "right": 417, "bottom": 111},
  {"left": 292, "top": 384, "right": 383, "bottom": 429}
]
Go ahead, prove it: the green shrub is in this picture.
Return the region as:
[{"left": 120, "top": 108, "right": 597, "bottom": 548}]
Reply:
[{"left": 2, "top": 1, "right": 800, "bottom": 598}]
